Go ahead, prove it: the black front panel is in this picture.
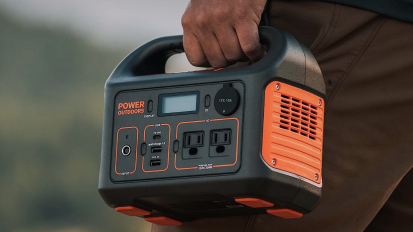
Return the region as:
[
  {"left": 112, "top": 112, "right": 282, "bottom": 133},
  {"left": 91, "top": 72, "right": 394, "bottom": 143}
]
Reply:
[{"left": 111, "top": 82, "right": 244, "bottom": 182}]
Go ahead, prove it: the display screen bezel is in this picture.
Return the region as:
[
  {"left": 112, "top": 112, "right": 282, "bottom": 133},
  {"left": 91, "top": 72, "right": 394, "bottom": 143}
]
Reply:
[{"left": 157, "top": 91, "right": 200, "bottom": 117}]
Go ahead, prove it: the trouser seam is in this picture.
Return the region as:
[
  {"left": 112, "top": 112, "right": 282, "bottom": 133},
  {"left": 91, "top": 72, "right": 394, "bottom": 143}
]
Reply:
[
  {"left": 326, "top": 16, "right": 387, "bottom": 111},
  {"left": 312, "top": 4, "right": 341, "bottom": 55},
  {"left": 243, "top": 215, "right": 256, "bottom": 232}
]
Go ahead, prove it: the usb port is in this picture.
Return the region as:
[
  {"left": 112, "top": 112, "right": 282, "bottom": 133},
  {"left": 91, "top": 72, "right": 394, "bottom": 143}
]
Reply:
[
  {"left": 151, "top": 146, "right": 162, "bottom": 153},
  {"left": 153, "top": 135, "right": 161, "bottom": 140},
  {"left": 150, "top": 159, "right": 161, "bottom": 166}
]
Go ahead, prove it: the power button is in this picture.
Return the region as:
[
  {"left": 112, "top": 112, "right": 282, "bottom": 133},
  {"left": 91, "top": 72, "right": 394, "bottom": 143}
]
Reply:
[
  {"left": 214, "top": 83, "right": 240, "bottom": 116},
  {"left": 205, "top": 95, "right": 211, "bottom": 107}
]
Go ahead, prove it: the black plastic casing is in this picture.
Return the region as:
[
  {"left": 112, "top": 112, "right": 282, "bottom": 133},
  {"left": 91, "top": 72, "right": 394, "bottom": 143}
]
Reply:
[{"left": 99, "top": 27, "right": 326, "bottom": 222}]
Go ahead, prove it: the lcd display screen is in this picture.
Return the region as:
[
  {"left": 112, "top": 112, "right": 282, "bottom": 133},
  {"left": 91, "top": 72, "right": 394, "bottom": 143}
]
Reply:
[{"left": 159, "top": 92, "right": 199, "bottom": 116}]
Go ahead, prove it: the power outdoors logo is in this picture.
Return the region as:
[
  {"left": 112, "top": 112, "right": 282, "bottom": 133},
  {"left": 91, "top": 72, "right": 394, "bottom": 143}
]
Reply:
[{"left": 117, "top": 101, "right": 145, "bottom": 116}]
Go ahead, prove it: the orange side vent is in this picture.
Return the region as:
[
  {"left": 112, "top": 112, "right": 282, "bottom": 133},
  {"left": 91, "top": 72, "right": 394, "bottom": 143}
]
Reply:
[
  {"left": 145, "top": 216, "right": 183, "bottom": 226},
  {"left": 115, "top": 206, "right": 151, "bottom": 216},
  {"left": 267, "top": 208, "right": 303, "bottom": 219},
  {"left": 235, "top": 198, "right": 274, "bottom": 208},
  {"left": 262, "top": 82, "right": 324, "bottom": 184}
]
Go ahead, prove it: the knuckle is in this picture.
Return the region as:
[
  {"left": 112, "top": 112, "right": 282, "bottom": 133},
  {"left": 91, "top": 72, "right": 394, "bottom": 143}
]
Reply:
[
  {"left": 181, "top": 14, "right": 191, "bottom": 28},
  {"left": 196, "top": 13, "right": 209, "bottom": 29}
]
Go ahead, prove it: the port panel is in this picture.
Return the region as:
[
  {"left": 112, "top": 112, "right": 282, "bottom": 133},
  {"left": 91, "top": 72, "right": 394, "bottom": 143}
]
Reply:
[
  {"left": 175, "top": 119, "right": 239, "bottom": 170},
  {"left": 115, "top": 127, "right": 138, "bottom": 175},
  {"left": 142, "top": 124, "right": 170, "bottom": 172}
]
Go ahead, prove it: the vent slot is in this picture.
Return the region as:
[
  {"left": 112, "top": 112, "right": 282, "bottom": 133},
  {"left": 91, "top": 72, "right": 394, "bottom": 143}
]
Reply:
[
  {"left": 281, "top": 95, "right": 290, "bottom": 99},
  {"left": 280, "top": 120, "right": 289, "bottom": 125},
  {"left": 277, "top": 93, "right": 320, "bottom": 140},
  {"left": 281, "top": 99, "right": 290, "bottom": 104}
]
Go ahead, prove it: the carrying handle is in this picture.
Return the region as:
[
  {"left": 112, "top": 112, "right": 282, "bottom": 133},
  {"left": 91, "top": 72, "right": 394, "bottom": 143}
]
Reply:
[{"left": 111, "top": 26, "right": 286, "bottom": 78}]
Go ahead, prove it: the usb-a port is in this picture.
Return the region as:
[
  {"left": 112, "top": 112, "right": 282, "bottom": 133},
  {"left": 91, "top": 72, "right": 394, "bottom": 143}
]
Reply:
[
  {"left": 151, "top": 146, "right": 162, "bottom": 153},
  {"left": 150, "top": 159, "right": 161, "bottom": 166}
]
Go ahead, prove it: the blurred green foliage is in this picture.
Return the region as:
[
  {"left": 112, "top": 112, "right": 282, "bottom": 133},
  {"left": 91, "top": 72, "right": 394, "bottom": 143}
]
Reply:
[{"left": 0, "top": 11, "right": 151, "bottom": 232}]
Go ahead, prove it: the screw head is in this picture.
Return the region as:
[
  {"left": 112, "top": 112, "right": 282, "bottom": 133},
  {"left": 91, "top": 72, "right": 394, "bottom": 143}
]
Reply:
[
  {"left": 315, "top": 173, "right": 319, "bottom": 180},
  {"left": 272, "top": 158, "right": 276, "bottom": 165},
  {"left": 276, "top": 84, "right": 280, "bottom": 90},
  {"left": 318, "top": 99, "right": 322, "bottom": 106}
]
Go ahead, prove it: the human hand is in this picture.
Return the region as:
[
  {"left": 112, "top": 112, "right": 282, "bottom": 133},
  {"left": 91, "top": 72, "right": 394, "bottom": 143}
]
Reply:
[{"left": 181, "top": 0, "right": 267, "bottom": 68}]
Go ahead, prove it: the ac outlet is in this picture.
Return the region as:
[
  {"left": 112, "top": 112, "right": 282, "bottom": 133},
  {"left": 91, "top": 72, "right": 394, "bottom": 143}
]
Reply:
[
  {"left": 209, "top": 129, "right": 235, "bottom": 157},
  {"left": 182, "top": 131, "right": 206, "bottom": 159},
  {"left": 184, "top": 131, "right": 204, "bottom": 148},
  {"left": 210, "top": 129, "right": 231, "bottom": 145}
]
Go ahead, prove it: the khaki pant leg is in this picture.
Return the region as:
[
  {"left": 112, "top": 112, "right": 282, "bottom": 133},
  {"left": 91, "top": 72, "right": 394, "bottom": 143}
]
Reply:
[
  {"left": 251, "top": 1, "right": 413, "bottom": 231},
  {"left": 365, "top": 168, "right": 413, "bottom": 232}
]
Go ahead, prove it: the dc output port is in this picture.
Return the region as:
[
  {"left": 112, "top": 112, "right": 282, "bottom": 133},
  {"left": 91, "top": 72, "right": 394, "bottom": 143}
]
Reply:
[{"left": 122, "top": 145, "right": 131, "bottom": 156}]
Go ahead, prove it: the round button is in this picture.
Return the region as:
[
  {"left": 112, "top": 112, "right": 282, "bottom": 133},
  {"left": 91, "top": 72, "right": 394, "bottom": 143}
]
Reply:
[{"left": 214, "top": 83, "right": 240, "bottom": 116}]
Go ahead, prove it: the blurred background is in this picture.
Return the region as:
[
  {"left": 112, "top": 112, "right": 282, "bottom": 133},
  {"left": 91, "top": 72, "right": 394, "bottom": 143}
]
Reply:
[{"left": 0, "top": 0, "right": 194, "bottom": 231}]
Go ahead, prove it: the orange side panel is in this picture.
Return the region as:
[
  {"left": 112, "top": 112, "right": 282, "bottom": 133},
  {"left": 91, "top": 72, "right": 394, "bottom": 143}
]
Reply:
[
  {"left": 145, "top": 216, "right": 183, "bottom": 226},
  {"left": 115, "top": 206, "right": 150, "bottom": 216},
  {"left": 262, "top": 81, "right": 324, "bottom": 184},
  {"left": 267, "top": 208, "right": 303, "bottom": 219},
  {"left": 234, "top": 198, "right": 274, "bottom": 208}
]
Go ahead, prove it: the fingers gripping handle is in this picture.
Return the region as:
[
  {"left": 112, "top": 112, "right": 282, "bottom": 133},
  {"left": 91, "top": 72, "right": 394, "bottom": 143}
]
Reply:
[{"left": 110, "top": 27, "right": 286, "bottom": 78}]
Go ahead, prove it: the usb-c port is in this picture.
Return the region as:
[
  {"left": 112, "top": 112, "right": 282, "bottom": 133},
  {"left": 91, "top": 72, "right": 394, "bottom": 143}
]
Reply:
[
  {"left": 150, "top": 159, "right": 161, "bottom": 166},
  {"left": 151, "top": 146, "right": 162, "bottom": 153}
]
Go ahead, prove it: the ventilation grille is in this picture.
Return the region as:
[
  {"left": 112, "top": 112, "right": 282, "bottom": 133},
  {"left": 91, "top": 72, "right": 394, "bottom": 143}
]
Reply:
[{"left": 278, "top": 94, "right": 318, "bottom": 140}]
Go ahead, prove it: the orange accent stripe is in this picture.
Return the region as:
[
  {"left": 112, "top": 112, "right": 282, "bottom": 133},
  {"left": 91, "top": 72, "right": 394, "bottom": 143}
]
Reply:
[
  {"left": 115, "top": 206, "right": 150, "bottom": 216},
  {"left": 115, "top": 127, "right": 138, "bottom": 175},
  {"left": 145, "top": 216, "right": 182, "bottom": 226},
  {"left": 143, "top": 124, "right": 152, "bottom": 141},
  {"left": 235, "top": 198, "right": 274, "bottom": 208},
  {"left": 174, "top": 154, "right": 197, "bottom": 170},
  {"left": 267, "top": 208, "right": 303, "bottom": 219}
]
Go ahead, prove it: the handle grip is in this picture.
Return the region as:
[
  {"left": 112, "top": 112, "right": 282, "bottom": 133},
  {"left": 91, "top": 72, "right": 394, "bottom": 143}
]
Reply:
[{"left": 111, "top": 26, "right": 287, "bottom": 78}]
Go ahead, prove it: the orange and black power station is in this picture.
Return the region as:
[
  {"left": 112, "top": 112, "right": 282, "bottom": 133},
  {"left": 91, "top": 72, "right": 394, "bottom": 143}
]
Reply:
[{"left": 99, "top": 26, "right": 326, "bottom": 226}]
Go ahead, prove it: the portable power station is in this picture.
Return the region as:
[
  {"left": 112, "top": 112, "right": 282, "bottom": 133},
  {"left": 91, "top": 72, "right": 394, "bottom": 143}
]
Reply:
[{"left": 99, "top": 26, "right": 325, "bottom": 226}]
